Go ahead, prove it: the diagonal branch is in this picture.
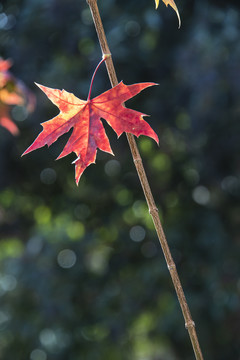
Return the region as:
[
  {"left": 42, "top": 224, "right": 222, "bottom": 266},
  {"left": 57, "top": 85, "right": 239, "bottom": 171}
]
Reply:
[{"left": 86, "top": 0, "right": 204, "bottom": 359}]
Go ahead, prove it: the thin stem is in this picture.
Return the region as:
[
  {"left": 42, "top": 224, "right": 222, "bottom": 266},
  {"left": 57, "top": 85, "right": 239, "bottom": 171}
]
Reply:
[
  {"left": 86, "top": 0, "right": 204, "bottom": 359},
  {"left": 87, "top": 54, "right": 110, "bottom": 101}
]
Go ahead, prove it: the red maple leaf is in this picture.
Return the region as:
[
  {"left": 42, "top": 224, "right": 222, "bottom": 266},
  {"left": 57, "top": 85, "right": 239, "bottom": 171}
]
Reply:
[{"left": 23, "top": 81, "right": 158, "bottom": 184}]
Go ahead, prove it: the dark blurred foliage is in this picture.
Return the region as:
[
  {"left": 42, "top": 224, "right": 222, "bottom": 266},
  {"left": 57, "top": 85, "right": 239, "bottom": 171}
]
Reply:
[{"left": 0, "top": 0, "right": 240, "bottom": 359}]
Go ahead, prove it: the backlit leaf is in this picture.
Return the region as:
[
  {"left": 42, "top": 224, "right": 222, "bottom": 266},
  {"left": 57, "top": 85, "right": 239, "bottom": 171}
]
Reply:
[
  {"left": 23, "top": 82, "right": 158, "bottom": 184},
  {"left": 155, "top": 0, "right": 181, "bottom": 28}
]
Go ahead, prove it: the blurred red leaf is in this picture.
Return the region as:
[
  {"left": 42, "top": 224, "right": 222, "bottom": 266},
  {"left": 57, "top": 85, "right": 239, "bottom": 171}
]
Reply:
[
  {"left": 0, "top": 57, "right": 35, "bottom": 135},
  {"left": 23, "top": 81, "right": 158, "bottom": 184},
  {"left": 0, "top": 59, "right": 12, "bottom": 72},
  {"left": 0, "top": 105, "right": 19, "bottom": 136}
]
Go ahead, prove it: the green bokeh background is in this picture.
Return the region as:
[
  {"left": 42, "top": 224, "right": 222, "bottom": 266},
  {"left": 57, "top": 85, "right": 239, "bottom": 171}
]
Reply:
[{"left": 0, "top": 0, "right": 239, "bottom": 359}]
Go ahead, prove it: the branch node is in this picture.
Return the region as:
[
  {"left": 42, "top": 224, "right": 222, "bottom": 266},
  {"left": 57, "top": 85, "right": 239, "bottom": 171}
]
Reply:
[
  {"left": 168, "top": 263, "right": 176, "bottom": 271},
  {"left": 149, "top": 207, "right": 159, "bottom": 215},
  {"left": 133, "top": 157, "right": 142, "bottom": 164},
  {"left": 102, "top": 53, "right": 111, "bottom": 60},
  {"left": 185, "top": 320, "right": 195, "bottom": 329}
]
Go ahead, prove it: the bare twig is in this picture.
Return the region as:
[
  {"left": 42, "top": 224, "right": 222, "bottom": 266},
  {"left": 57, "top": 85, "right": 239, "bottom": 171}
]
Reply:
[{"left": 86, "top": 0, "right": 204, "bottom": 359}]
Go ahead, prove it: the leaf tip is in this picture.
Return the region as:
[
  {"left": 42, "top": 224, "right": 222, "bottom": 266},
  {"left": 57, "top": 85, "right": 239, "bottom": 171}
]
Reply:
[
  {"left": 21, "top": 146, "right": 32, "bottom": 157},
  {"left": 152, "top": 132, "right": 159, "bottom": 145},
  {"left": 162, "top": 0, "right": 181, "bottom": 29},
  {"left": 176, "top": 8, "right": 181, "bottom": 28},
  {"left": 34, "top": 82, "right": 45, "bottom": 91},
  {"left": 21, "top": 145, "right": 32, "bottom": 157}
]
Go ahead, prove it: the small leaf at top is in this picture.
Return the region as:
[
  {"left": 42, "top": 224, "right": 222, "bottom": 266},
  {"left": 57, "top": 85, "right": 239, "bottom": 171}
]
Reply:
[
  {"left": 22, "top": 82, "right": 159, "bottom": 185},
  {"left": 155, "top": 0, "right": 181, "bottom": 28}
]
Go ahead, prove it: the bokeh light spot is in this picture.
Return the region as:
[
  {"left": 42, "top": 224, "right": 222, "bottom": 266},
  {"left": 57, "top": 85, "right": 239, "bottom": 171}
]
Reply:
[
  {"left": 0, "top": 274, "right": 17, "bottom": 292},
  {"left": 26, "top": 236, "right": 43, "bottom": 256},
  {"left": 12, "top": 106, "right": 28, "bottom": 122},
  {"left": 125, "top": 20, "right": 141, "bottom": 37},
  {"left": 81, "top": 8, "right": 92, "bottom": 25},
  {"left": 39, "top": 329, "right": 57, "bottom": 351},
  {"left": 151, "top": 153, "right": 171, "bottom": 172},
  {"left": 66, "top": 221, "right": 85, "bottom": 240},
  {"left": 0, "top": 239, "right": 24, "bottom": 260},
  {"left": 175, "top": 112, "right": 191, "bottom": 130},
  {"left": 184, "top": 168, "right": 200, "bottom": 185},
  {"left": 132, "top": 200, "right": 148, "bottom": 218},
  {"left": 85, "top": 246, "right": 112, "bottom": 275},
  {"left": 40, "top": 168, "right": 57, "bottom": 185},
  {"left": 192, "top": 185, "right": 210, "bottom": 205},
  {"left": 57, "top": 249, "right": 77, "bottom": 269},
  {"left": 104, "top": 159, "right": 121, "bottom": 177},
  {"left": 78, "top": 38, "right": 95, "bottom": 56},
  {"left": 0, "top": 310, "right": 10, "bottom": 326},
  {"left": 30, "top": 349, "right": 47, "bottom": 360},
  {"left": 0, "top": 13, "right": 8, "bottom": 29},
  {"left": 165, "top": 192, "right": 178, "bottom": 208},
  {"left": 139, "top": 138, "right": 153, "bottom": 154},
  {"left": 74, "top": 204, "right": 91, "bottom": 220},
  {"left": 129, "top": 225, "right": 146, "bottom": 242},
  {"left": 34, "top": 206, "right": 51, "bottom": 225},
  {"left": 221, "top": 176, "right": 240, "bottom": 196},
  {"left": 115, "top": 187, "right": 132, "bottom": 206}
]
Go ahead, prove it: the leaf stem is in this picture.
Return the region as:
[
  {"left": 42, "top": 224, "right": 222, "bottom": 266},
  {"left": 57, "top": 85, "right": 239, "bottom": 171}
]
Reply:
[
  {"left": 86, "top": 0, "right": 204, "bottom": 359},
  {"left": 87, "top": 54, "right": 110, "bottom": 101}
]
